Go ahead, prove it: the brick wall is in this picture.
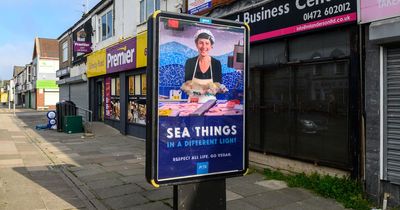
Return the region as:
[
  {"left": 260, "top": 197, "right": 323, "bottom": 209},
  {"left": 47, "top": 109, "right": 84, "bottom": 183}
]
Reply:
[{"left": 36, "top": 88, "right": 45, "bottom": 110}]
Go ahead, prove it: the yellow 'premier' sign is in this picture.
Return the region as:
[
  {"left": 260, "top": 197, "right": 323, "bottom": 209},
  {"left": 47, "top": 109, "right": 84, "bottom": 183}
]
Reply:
[
  {"left": 87, "top": 49, "right": 106, "bottom": 78},
  {"left": 136, "top": 31, "right": 147, "bottom": 68}
]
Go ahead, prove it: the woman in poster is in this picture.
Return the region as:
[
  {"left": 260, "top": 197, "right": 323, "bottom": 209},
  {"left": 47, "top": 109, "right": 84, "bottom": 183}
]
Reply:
[{"left": 182, "top": 29, "right": 226, "bottom": 103}]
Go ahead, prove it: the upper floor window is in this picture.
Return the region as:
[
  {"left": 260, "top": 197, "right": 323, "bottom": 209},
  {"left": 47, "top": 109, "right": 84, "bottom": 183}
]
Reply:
[
  {"left": 101, "top": 10, "right": 113, "bottom": 41},
  {"left": 27, "top": 67, "right": 31, "bottom": 82},
  {"left": 62, "top": 41, "right": 68, "bottom": 62},
  {"left": 140, "top": 0, "right": 160, "bottom": 23}
]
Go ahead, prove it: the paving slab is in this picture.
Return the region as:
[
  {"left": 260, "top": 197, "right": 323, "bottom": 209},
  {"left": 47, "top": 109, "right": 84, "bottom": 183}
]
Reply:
[
  {"left": 256, "top": 180, "right": 288, "bottom": 190},
  {"left": 103, "top": 193, "right": 148, "bottom": 209},
  {"left": 243, "top": 190, "right": 307, "bottom": 209},
  {"left": 87, "top": 178, "right": 125, "bottom": 190},
  {"left": 79, "top": 172, "right": 122, "bottom": 182},
  {"left": 227, "top": 182, "right": 272, "bottom": 196},
  {"left": 73, "top": 168, "right": 106, "bottom": 177},
  {"left": 227, "top": 199, "right": 261, "bottom": 210},
  {"left": 141, "top": 187, "right": 173, "bottom": 201},
  {"left": 94, "top": 183, "right": 144, "bottom": 199},
  {"left": 120, "top": 174, "right": 147, "bottom": 184},
  {"left": 226, "top": 190, "right": 244, "bottom": 201},
  {"left": 121, "top": 201, "right": 172, "bottom": 210}
]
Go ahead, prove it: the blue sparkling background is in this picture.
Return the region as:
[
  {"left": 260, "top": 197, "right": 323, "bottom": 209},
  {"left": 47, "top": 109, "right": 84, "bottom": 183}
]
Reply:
[{"left": 159, "top": 42, "right": 244, "bottom": 100}]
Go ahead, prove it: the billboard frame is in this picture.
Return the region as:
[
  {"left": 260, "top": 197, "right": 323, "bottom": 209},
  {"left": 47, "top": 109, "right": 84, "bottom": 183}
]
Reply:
[{"left": 146, "top": 11, "right": 250, "bottom": 186}]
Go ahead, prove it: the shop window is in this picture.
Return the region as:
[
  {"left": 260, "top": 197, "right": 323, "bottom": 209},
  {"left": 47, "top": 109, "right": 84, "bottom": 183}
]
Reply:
[
  {"left": 289, "top": 30, "right": 349, "bottom": 61},
  {"left": 128, "top": 74, "right": 147, "bottom": 124},
  {"left": 106, "top": 77, "right": 120, "bottom": 120},
  {"left": 256, "top": 61, "right": 350, "bottom": 168}
]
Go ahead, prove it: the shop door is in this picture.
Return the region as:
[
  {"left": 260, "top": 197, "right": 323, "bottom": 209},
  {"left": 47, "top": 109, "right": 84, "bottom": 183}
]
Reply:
[
  {"left": 254, "top": 61, "right": 350, "bottom": 168},
  {"left": 96, "top": 80, "right": 104, "bottom": 121}
]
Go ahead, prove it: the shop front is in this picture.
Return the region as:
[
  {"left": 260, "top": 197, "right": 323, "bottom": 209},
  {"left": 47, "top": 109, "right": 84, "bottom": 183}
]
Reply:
[
  {"left": 223, "top": 0, "right": 360, "bottom": 173},
  {"left": 361, "top": 0, "right": 400, "bottom": 205},
  {"left": 87, "top": 32, "right": 147, "bottom": 138}
]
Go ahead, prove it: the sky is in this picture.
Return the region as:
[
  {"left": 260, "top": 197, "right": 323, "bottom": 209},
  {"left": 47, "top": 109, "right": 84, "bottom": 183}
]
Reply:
[{"left": 0, "top": 0, "right": 100, "bottom": 80}]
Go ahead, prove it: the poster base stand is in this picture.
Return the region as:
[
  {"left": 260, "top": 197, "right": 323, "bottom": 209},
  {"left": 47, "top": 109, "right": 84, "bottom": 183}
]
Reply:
[{"left": 173, "top": 179, "right": 226, "bottom": 210}]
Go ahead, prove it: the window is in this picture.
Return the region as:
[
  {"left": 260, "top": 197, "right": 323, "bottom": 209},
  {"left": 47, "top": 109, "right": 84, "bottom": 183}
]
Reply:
[
  {"left": 128, "top": 74, "right": 147, "bottom": 124},
  {"left": 101, "top": 10, "right": 113, "bottom": 41},
  {"left": 62, "top": 41, "right": 68, "bottom": 62},
  {"left": 27, "top": 66, "right": 31, "bottom": 82},
  {"left": 335, "top": 63, "right": 346, "bottom": 75},
  {"left": 140, "top": 0, "right": 160, "bottom": 23}
]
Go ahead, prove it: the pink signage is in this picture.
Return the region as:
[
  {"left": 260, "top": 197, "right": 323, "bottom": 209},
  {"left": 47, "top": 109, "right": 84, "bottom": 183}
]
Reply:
[
  {"left": 105, "top": 77, "right": 111, "bottom": 118},
  {"left": 361, "top": 0, "right": 400, "bottom": 23}
]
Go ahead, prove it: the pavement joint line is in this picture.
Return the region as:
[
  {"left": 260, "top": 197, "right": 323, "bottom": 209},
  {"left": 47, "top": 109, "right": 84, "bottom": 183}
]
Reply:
[
  {"left": 14, "top": 116, "right": 108, "bottom": 210},
  {"left": 58, "top": 165, "right": 109, "bottom": 210}
]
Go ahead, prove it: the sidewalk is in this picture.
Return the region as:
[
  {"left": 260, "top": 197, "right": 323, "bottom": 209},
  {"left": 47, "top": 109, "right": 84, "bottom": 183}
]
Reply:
[{"left": 1, "top": 107, "right": 349, "bottom": 210}]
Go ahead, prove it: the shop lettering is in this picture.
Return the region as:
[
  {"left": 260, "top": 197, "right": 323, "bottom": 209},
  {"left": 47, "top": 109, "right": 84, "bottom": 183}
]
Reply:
[
  {"left": 166, "top": 125, "right": 237, "bottom": 139},
  {"left": 107, "top": 48, "right": 135, "bottom": 68},
  {"left": 296, "top": 0, "right": 332, "bottom": 10},
  {"left": 379, "top": 0, "right": 400, "bottom": 8},
  {"left": 238, "top": 4, "right": 290, "bottom": 24}
]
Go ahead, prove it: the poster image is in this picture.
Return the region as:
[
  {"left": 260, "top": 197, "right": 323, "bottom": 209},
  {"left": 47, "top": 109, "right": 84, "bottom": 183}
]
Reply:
[{"left": 156, "top": 16, "right": 247, "bottom": 182}]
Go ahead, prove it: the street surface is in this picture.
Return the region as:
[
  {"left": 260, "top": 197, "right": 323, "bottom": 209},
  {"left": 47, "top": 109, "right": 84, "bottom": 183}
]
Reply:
[{"left": 0, "top": 107, "right": 349, "bottom": 210}]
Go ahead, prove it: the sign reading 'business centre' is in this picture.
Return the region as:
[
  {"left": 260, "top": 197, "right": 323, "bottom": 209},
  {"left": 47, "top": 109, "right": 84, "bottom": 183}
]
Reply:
[{"left": 225, "top": 0, "right": 357, "bottom": 42}]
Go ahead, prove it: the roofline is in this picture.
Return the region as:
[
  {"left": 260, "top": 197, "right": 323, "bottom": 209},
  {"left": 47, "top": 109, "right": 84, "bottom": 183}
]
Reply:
[{"left": 57, "top": 0, "right": 113, "bottom": 40}]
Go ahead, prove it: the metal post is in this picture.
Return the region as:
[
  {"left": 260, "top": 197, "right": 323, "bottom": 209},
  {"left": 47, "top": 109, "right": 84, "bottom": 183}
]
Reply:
[
  {"left": 8, "top": 84, "right": 10, "bottom": 110},
  {"left": 173, "top": 179, "right": 226, "bottom": 210},
  {"left": 13, "top": 84, "right": 15, "bottom": 115}
]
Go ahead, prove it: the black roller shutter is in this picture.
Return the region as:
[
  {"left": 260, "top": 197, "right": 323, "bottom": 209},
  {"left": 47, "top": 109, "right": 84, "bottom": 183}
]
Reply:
[{"left": 385, "top": 47, "right": 400, "bottom": 184}]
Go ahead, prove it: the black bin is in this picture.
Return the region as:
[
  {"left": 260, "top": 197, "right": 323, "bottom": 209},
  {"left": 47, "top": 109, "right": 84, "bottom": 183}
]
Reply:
[{"left": 56, "top": 101, "right": 77, "bottom": 132}]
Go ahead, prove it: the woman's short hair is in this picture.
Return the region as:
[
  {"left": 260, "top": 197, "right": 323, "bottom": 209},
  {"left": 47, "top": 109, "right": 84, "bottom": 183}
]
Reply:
[{"left": 194, "top": 29, "right": 215, "bottom": 45}]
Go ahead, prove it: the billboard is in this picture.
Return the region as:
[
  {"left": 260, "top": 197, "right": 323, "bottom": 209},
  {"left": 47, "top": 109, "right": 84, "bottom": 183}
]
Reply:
[
  {"left": 146, "top": 11, "right": 249, "bottom": 186},
  {"left": 360, "top": 0, "right": 400, "bottom": 23},
  {"left": 225, "top": 0, "right": 357, "bottom": 42}
]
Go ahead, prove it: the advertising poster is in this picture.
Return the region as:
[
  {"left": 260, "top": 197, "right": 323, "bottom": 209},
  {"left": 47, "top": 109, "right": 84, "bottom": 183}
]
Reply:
[{"left": 146, "top": 12, "right": 249, "bottom": 185}]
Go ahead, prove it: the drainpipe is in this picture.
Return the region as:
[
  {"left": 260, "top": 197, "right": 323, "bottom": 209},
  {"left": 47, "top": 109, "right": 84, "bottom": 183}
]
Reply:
[{"left": 382, "top": 192, "right": 390, "bottom": 210}]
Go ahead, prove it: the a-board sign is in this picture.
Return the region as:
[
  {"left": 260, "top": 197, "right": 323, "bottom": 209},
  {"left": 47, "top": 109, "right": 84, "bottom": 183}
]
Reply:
[{"left": 146, "top": 11, "right": 249, "bottom": 186}]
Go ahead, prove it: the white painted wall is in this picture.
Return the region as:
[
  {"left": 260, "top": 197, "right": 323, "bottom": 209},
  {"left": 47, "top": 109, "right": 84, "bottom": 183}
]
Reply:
[
  {"left": 92, "top": 0, "right": 184, "bottom": 51},
  {"left": 38, "top": 59, "right": 59, "bottom": 74},
  {"left": 37, "top": 59, "right": 59, "bottom": 80},
  {"left": 70, "top": 63, "right": 86, "bottom": 77}
]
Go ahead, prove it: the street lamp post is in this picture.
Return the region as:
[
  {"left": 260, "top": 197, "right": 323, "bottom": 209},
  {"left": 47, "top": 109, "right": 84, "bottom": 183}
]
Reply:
[{"left": 7, "top": 84, "right": 10, "bottom": 110}]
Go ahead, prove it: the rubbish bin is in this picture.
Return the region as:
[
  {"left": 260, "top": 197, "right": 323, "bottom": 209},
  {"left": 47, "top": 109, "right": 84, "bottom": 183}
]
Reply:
[{"left": 56, "top": 101, "right": 77, "bottom": 132}]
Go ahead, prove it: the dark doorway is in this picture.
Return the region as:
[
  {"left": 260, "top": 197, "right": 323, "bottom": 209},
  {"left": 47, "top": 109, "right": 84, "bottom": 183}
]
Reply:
[{"left": 95, "top": 79, "right": 104, "bottom": 121}]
